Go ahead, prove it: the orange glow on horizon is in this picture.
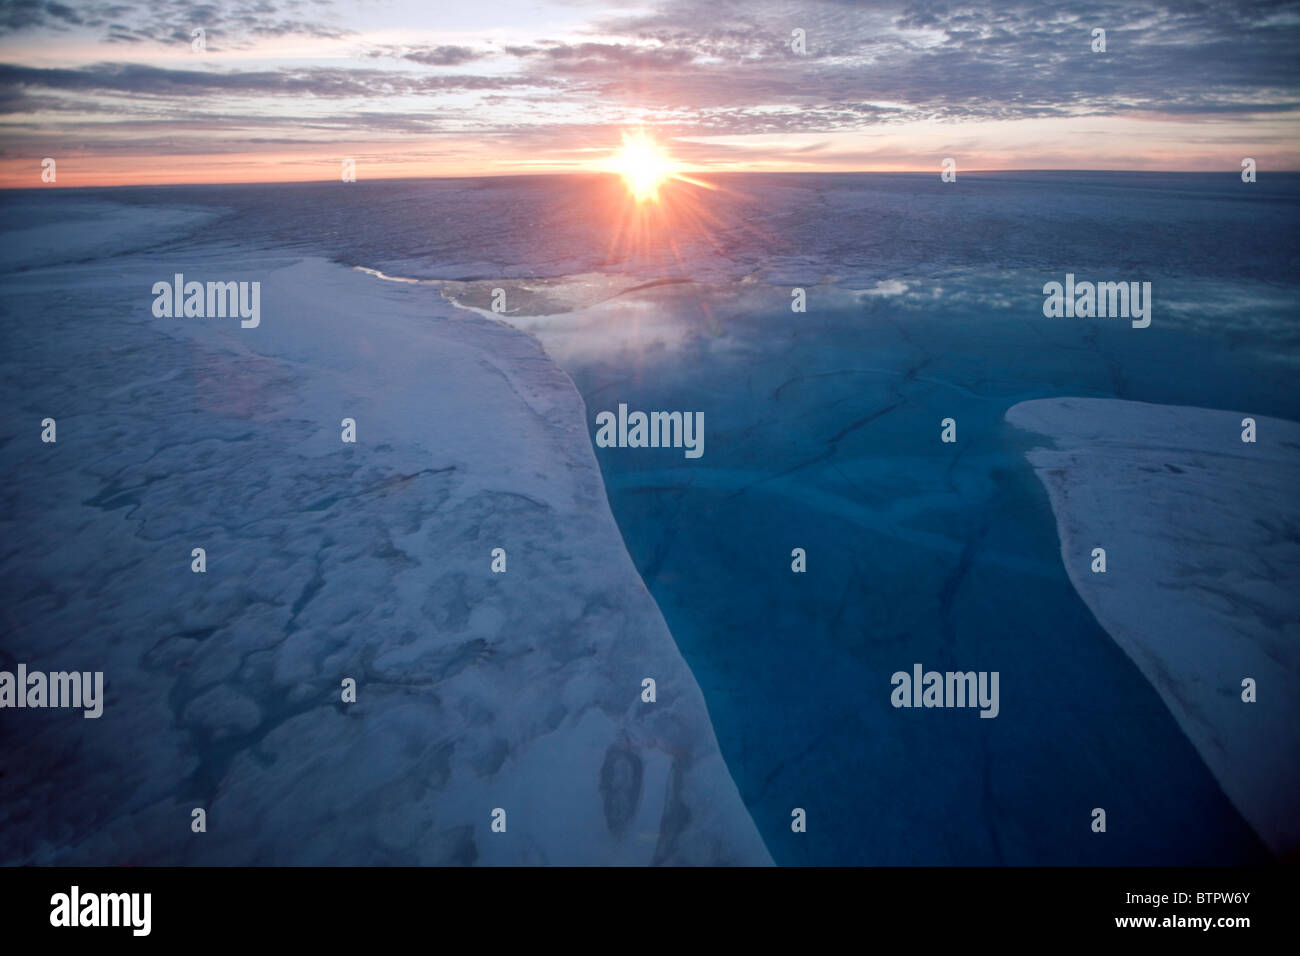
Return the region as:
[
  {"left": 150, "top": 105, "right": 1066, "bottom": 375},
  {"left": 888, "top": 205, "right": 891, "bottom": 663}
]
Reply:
[{"left": 2, "top": 136, "right": 1298, "bottom": 190}]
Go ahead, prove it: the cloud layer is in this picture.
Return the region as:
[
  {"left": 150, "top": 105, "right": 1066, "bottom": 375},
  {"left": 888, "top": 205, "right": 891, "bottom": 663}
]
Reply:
[{"left": 1, "top": 0, "right": 1297, "bottom": 182}]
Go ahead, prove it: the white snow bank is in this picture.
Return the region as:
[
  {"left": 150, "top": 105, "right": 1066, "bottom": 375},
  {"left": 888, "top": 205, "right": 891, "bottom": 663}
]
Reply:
[
  {"left": 0, "top": 203, "right": 771, "bottom": 865},
  {"left": 1007, "top": 397, "right": 1300, "bottom": 857}
]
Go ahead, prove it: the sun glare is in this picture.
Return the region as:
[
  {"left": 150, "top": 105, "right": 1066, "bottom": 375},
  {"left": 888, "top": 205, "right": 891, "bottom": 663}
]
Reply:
[
  {"left": 607, "top": 130, "right": 682, "bottom": 203},
  {"left": 596, "top": 128, "right": 725, "bottom": 268}
]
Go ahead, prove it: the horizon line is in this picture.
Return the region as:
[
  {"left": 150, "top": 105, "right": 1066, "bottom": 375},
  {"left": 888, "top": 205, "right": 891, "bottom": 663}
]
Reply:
[{"left": 4, "top": 167, "right": 1295, "bottom": 192}]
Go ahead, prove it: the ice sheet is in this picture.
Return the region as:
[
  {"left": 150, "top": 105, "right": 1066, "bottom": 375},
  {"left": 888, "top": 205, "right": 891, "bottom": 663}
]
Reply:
[{"left": 0, "top": 201, "right": 771, "bottom": 865}]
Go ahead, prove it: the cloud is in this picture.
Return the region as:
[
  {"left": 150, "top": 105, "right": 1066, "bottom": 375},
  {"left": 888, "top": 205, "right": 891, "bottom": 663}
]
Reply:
[
  {"left": 365, "top": 44, "right": 484, "bottom": 66},
  {"left": 0, "top": 62, "right": 557, "bottom": 99},
  {"left": 0, "top": 0, "right": 1297, "bottom": 165},
  {"left": 0, "top": 1, "right": 86, "bottom": 35},
  {"left": 510, "top": 41, "right": 698, "bottom": 73},
  {"left": 0, "top": 0, "right": 348, "bottom": 46}
]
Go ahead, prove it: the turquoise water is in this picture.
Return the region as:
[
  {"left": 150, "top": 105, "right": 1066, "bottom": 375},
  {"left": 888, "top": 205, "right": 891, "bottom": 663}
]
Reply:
[{"left": 564, "top": 275, "right": 1292, "bottom": 864}]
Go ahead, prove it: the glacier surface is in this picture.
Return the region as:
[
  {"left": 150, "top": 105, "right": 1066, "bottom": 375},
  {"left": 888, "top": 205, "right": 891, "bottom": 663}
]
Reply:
[{"left": 0, "top": 201, "right": 771, "bottom": 865}]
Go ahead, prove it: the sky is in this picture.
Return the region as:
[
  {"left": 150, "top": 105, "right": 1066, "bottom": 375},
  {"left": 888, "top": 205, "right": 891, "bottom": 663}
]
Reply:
[{"left": 1, "top": 0, "right": 1298, "bottom": 187}]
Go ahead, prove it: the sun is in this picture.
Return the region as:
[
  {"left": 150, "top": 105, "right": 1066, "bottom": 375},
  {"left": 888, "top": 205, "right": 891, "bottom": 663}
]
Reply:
[
  {"left": 596, "top": 129, "right": 721, "bottom": 263},
  {"left": 606, "top": 130, "right": 682, "bottom": 203}
]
